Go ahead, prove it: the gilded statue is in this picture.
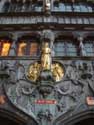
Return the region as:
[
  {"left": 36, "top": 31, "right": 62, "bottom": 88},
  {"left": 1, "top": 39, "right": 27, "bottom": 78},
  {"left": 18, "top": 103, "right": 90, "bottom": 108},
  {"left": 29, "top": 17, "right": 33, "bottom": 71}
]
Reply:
[
  {"left": 27, "top": 62, "right": 40, "bottom": 82},
  {"left": 41, "top": 42, "right": 51, "bottom": 70},
  {"left": 52, "top": 63, "right": 64, "bottom": 82},
  {"left": 27, "top": 42, "right": 64, "bottom": 82}
]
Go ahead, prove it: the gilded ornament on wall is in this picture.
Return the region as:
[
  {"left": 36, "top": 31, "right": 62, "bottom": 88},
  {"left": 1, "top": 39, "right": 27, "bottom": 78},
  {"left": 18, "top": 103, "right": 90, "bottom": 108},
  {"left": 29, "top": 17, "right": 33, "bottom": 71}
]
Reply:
[
  {"left": 26, "top": 42, "right": 64, "bottom": 83},
  {"left": 27, "top": 62, "right": 40, "bottom": 82},
  {"left": 51, "top": 63, "right": 64, "bottom": 82}
]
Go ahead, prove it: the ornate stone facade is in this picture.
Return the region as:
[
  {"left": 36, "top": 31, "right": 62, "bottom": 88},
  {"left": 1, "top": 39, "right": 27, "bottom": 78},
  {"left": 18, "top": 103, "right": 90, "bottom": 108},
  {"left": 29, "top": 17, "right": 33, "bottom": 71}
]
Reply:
[
  {"left": 0, "top": 0, "right": 94, "bottom": 125},
  {"left": 0, "top": 59, "right": 94, "bottom": 125}
]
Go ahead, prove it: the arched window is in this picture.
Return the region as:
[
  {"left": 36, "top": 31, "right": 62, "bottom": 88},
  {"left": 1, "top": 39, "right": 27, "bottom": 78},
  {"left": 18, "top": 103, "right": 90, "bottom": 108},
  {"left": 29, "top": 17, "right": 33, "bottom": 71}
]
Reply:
[
  {"left": 54, "top": 38, "right": 78, "bottom": 57},
  {"left": 0, "top": 38, "right": 12, "bottom": 56},
  {"left": 17, "top": 35, "right": 40, "bottom": 56}
]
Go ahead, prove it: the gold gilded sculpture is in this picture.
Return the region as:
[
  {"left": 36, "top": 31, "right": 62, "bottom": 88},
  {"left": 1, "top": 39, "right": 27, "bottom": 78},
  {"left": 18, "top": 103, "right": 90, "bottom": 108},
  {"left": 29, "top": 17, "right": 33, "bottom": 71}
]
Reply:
[
  {"left": 27, "top": 42, "right": 64, "bottom": 82},
  {"left": 27, "top": 62, "right": 40, "bottom": 82},
  {"left": 52, "top": 63, "right": 64, "bottom": 82},
  {"left": 41, "top": 42, "right": 51, "bottom": 70}
]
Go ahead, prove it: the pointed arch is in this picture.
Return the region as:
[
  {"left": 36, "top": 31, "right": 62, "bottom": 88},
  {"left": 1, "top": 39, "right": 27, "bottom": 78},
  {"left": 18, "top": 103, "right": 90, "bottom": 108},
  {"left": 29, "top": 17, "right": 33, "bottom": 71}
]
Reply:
[{"left": 54, "top": 109, "right": 94, "bottom": 125}]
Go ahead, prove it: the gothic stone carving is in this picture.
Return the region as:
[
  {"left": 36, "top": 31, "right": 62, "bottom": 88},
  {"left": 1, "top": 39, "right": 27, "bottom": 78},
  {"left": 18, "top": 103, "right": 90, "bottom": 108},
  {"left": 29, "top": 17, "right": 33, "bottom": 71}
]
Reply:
[{"left": 0, "top": 60, "right": 94, "bottom": 124}]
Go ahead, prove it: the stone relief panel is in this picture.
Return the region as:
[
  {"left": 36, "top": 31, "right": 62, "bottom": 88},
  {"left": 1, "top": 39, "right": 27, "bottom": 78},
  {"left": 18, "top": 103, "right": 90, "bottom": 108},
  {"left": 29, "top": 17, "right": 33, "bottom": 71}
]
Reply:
[{"left": 0, "top": 59, "right": 94, "bottom": 124}]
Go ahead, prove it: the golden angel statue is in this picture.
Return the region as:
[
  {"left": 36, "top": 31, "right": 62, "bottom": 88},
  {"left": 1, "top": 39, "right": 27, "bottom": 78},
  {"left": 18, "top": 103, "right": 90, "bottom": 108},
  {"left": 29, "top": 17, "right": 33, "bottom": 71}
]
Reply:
[
  {"left": 27, "top": 62, "right": 40, "bottom": 82},
  {"left": 52, "top": 63, "right": 64, "bottom": 82}
]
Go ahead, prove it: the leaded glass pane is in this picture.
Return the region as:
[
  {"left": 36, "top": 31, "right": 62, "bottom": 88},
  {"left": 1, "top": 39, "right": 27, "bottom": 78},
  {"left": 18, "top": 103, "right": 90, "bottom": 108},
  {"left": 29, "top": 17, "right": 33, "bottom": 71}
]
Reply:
[
  {"left": 73, "top": 4, "right": 81, "bottom": 12},
  {"left": 66, "top": 42, "right": 77, "bottom": 56},
  {"left": 54, "top": 41, "right": 77, "bottom": 56},
  {"left": 71, "top": 18, "right": 77, "bottom": 24},
  {"left": 59, "top": 3, "right": 66, "bottom": 12},
  {"left": 83, "top": 18, "right": 90, "bottom": 24},
  {"left": 65, "top": 4, "right": 72, "bottom": 12},
  {"left": 84, "top": 42, "right": 94, "bottom": 56},
  {"left": 54, "top": 42, "right": 65, "bottom": 56},
  {"left": 80, "top": 4, "right": 88, "bottom": 12},
  {"left": 87, "top": 6, "right": 93, "bottom": 12},
  {"left": 65, "top": 18, "right": 71, "bottom": 24}
]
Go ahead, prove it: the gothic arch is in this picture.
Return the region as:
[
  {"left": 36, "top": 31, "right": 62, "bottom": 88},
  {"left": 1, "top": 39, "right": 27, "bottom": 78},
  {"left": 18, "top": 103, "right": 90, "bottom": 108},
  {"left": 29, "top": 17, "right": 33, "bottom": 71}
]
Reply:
[
  {"left": 54, "top": 109, "right": 94, "bottom": 125},
  {"left": 0, "top": 108, "right": 26, "bottom": 125}
]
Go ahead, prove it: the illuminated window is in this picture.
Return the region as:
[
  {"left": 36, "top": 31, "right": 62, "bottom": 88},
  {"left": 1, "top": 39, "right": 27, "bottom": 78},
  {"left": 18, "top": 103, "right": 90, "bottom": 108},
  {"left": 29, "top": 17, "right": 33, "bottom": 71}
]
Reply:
[
  {"left": 17, "top": 42, "right": 27, "bottom": 56},
  {"left": 17, "top": 38, "right": 39, "bottom": 56},
  {"left": 0, "top": 40, "right": 11, "bottom": 56},
  {"left": 30, "top": 42, "right": 39, "bottom": 56}
]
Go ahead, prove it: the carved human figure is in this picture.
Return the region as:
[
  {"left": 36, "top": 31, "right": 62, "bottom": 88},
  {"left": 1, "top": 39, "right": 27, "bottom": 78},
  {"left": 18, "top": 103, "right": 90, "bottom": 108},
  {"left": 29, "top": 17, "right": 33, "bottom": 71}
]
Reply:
[
  {"left": 28, "top": 62, "right": 40, "bottom": 82},
  {"left": 52, "top": 63, "right": 64, "bottom": 82},
  {"left": 79, "top": 41, "right": 86, "bottom": 56},
  {"left": 41, "top": 42, "right": 51, "bottom": 70}
]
